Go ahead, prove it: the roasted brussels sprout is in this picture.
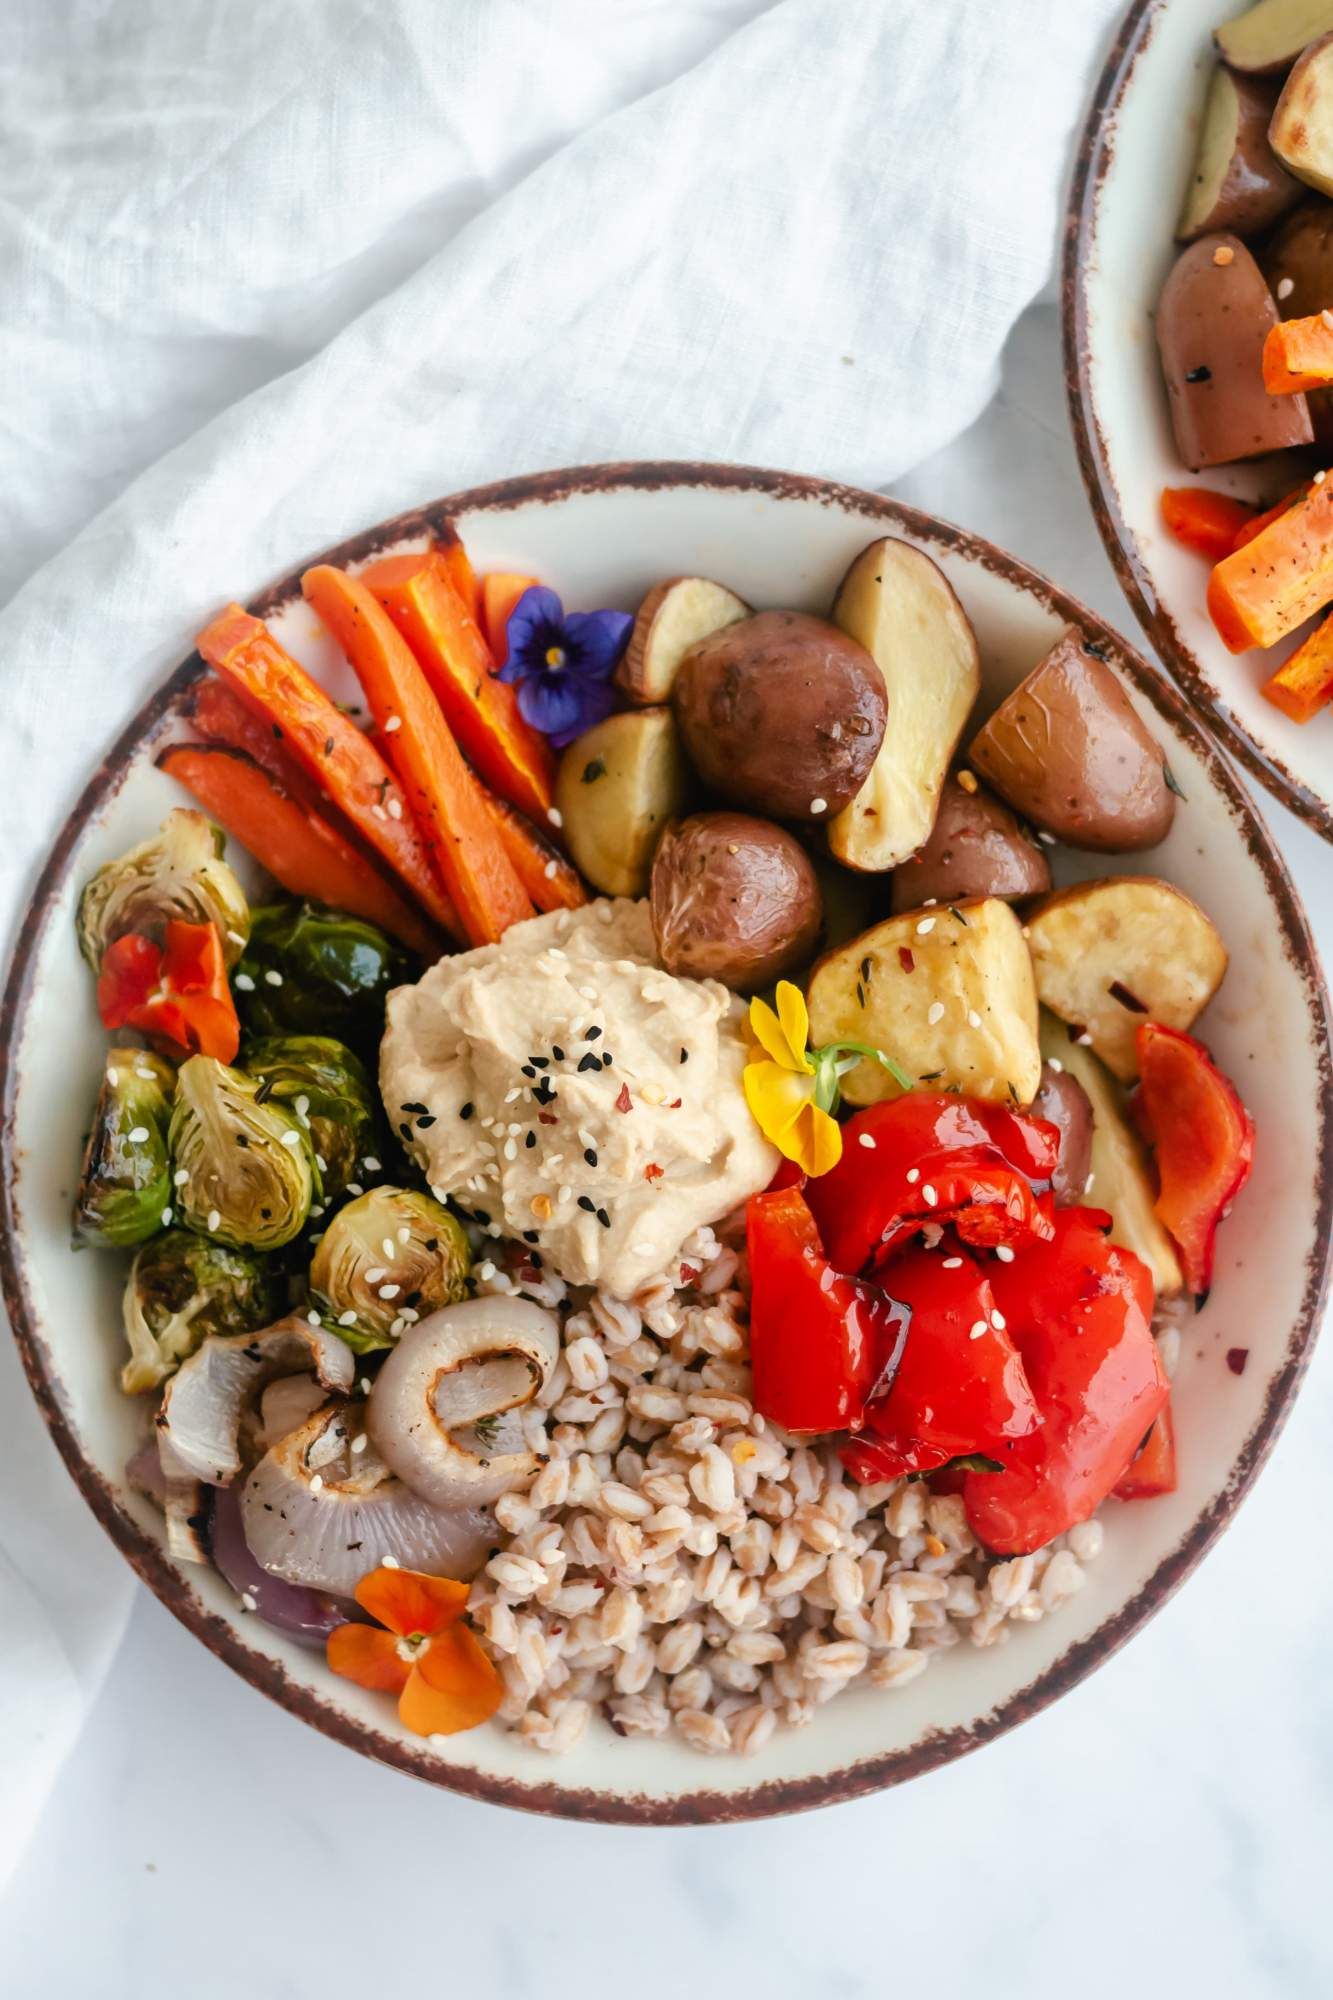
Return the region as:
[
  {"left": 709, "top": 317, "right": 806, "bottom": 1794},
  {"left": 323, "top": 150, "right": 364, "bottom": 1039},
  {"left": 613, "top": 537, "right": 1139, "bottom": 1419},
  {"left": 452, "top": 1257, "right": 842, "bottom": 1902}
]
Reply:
[
  {"left": 169, "top": 1054, "right": 316, "bottom": 1251},
  {"left": 72, "top": 1047, "right": 175, "bottom": 1248},
  {"left": 309, "top": 1186, "right": 471, "bottom": 1353},
  {"left": 77, "top": 809, "right": 250, "bottom": 971},
  {"left": 242, "top": 1035, "right": 380, "bottom": 1202},
  {"left": 121, "top": 1228, "right": 284, "bottom": 1394},
  {"left": 234, "top": 902, "right": 413, "bottom": 1053}
]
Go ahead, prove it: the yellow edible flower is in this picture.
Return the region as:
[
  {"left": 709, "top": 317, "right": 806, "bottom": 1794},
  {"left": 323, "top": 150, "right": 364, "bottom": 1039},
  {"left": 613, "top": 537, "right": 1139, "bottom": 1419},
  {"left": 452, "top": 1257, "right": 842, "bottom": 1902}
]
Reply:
[{"left": 743, "top": 982, "right": 909, "bottom": 1179}]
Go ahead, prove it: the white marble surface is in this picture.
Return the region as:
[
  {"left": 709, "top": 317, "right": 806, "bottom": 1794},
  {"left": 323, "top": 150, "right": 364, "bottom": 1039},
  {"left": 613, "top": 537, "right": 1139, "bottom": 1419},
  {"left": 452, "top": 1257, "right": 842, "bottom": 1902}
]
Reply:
[{"left": 3, "top": 300, "right": 1332, "bottom": 2000}]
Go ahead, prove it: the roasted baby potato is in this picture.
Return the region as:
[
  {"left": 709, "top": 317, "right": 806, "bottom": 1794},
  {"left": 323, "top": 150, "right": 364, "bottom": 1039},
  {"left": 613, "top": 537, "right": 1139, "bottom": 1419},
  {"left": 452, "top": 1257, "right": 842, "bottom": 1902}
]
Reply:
[
  {"left": 1215, "top": 0, "right": 1333, "bottom": 75},
  {"left": 1030, "top": 1061, "right": 1094, "bottom": 1207},
  {"left": 650, "top": 812, "right": 823, "bottom": 991},
  {"left": 828, "top": 538, "right": 980, "bottom": 872},
  {"left": 673, "top": 610, "right": 886, "bottom": 822},
  {"left": 1156, "top": 234, "right": 1313, "bottom": 469},
  {"left": 1039, "top": 1014, "right": 1184, "bottom": 1296},
  {"left": 556, "top": 708, "right": 691, "bottom": 898},
  {"left": 889, "top": 775, "right": 1051, "bottom": 912},
  {"left": 1025, "top": 878, "right": 1228, "bottom": 1082},
  {"left": 807, "top": 898, "right": 1041, "bottom": 1108},
  {"left": 1261, "top": 198, "right": 1333, "bottom": 441},
  {"left": 617, "top": 577, "right": 750, "bottom": 706},
  {"left": 1177, "top": 66, "right": 1298, "bottom": 240},
  {"left": 1270, "top": 31, "right": 1333, "bottom": 196},
  {"left": 967, "top": 630, "right": 1176, "bottom": 853}
]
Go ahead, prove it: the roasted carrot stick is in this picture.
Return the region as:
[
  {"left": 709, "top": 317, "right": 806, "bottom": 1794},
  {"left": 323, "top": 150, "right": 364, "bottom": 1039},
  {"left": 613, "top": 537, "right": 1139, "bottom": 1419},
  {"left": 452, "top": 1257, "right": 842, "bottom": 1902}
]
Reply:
[
  {"left": 482, "top": 572, "right": 541, "bottom": 667},
  {"left": 1262, "top": 312, "right": 1333, "bottom": 394},
  {"left": 361, "top": 550, "right": 555, "bottom": 825},
  {"left": 302, "top": 565, "right": 534, "bottom": 946},
  {"left": 196, "top": 605, "right": 461, "bottom": 939},
  {"left": 1231, "top": 481, "right": 1312, "bottom": 552},
  {"left": 1160, "top": 487, "right": 1255, "bottom": 562},
  {"left": 159, "top": 745, "right": 440, "bottom": 957},
  {"left": 437, "top": 525, "right": 485, "bottom": 626},
  {"left": 188, "top": 676, "right": 323, "bottom": 803},
  {"left": 1207, "top": 476, "right": 1333, "bottom": 651},
  {"left": 478, "top": 783, "right": 588, "bottom": 914},
  {"left": 1260, "top": 611, "right": 1333, "bottom": 723}
]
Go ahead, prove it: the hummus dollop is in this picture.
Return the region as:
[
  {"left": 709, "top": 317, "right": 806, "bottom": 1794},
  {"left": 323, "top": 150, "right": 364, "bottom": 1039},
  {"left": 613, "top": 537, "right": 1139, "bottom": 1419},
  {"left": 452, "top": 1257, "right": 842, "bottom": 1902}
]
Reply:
[{"left": 380, "top": 900, "right": 777, "bottom": 1296}]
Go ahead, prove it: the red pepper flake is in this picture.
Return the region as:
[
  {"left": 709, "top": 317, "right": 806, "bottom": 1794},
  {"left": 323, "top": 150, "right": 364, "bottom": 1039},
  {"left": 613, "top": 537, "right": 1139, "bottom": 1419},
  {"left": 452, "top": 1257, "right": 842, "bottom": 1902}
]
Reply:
[
  {"left": 1226, "top": 1346, "right": 1249, "bottom": 1376},
  {"left": 615, "top": 1083, "right": 633, "bottom": 1113},
  {"left": 644, "top": 1163, "right": 664, "bottom": 1182},
  {"left": 898, "top": 946, "right": 915, "bottom": 973},
  {"left": 679, "top": 1264, "right": 701, "bottom": 1285},
  {"left": 668, "top": 1097, "right": 682, "bottom": 1109},
  {"left": 537, "top": 1111, "right": 558, "bottom": 1125}
]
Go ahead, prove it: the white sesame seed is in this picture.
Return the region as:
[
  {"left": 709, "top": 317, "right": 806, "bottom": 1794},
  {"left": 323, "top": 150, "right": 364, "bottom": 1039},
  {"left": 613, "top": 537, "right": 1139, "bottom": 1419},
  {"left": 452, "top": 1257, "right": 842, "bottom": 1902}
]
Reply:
[
  {"left": 105, "top": 1067, "right": 119, "bottom": 1086},
  {"left": 1278, "top": 276, "right": 1294, "bottom": 300},
  {"left": 1084, "top": 1172, "right": 1096, "bottom": 1191},
  {"left": 579, "top": 986, "right": 597, "bottom": 1002},
  {"left": 1037, "top": 831, "right": 1056, "bottom": 845},
  {"left": 558, "top": 1186, "right": 572, "bottom": 1203},
  {"left": 371, "top": 804, "right": 388, "bottom": 820},
  {"left": 942, "top": 1256, "right": 963, "bottom": 1269},
  {"left": 916, "top": 917, "right": 936, "bottom": 935},
  {"left": 351, "top": 1433, "right": 369, "bottom": 1454},
  {"left": 315, "top": 1154, "right": 327, "bottom": 1172},
  {"left": 309, "top": 1474, "right": 324, "bottom": 1493},
  {"left": 504, "top": 1088, "right": 521, "bottom": 1103},
  {"left": 390, "top": 1316, "right": 405, "bottom": 1336},
  {"left": 968, "top": 1009, "right": 982, "bottom": 1029},
  {"left": 1076, "top": 1032, "right": 1093, "bottom": 1046},
  {"left": 923, "top": 898, "right": 938, "bottom": 907},
  {"left": 477, "top": 1260, "right": 497, "bottom": 1281},
  {"left": 379, "top": 1283, "right": 401, "bottom": 1300},
  {"left": 504, "top": 1138, "right": 518, "bottom": 1161},
  {"left": 339, "top": 1310, "right": 358, "bottom": 1327},
  {"left": 126, "top": 1125, "right": 150, "bottom": 1143},
  {"left": 995, "top": 1244, "right": 1016, "bottom": 1263},
  {"left": 134, "top": 1065, "right": 156, "bottom": 1081},
  {"left": 397, "top": 1225, "right": 411, "bottom": 1244},
  {"left": 991, "top": 1309, "right": 1007, "bottom": 1330},
  {"left": 381, "top": 1238, "right": 396, "bottom": 1259},
  {"left": 1047, "top": 1059, "right": 1063, "bottom": 1075},
  {"left": 927, "top": 1002, "right": 945, "bottom": 1025},
  {"left": 174, "top": 1168, "right": 189, "bottom": 1185},
  {"left": 858, "top": 1133, "right": 877, "bottom": 1149},
  {"left": 969, "top": 1321, "right": 988, "bottom": 1341},
  {"left": 307, "top": 1309, "right": 323, "bottom": 1327},
  {"left": 548, "top": 808, "right": 563, "bottom": 828},
  {"left": 922, "top": 1183, "right": 938, "bottom": 1206},
  {"left": 544, "top": 860, "right": 558, "bottom": 879},
  {"left": 906, "top": 1167, "right": 920, "bottom": 1184},
  {"left": 280, "top": 1130, "right": 302, "bottom": 1149},
  {"left": 161, "top": 1208, "right": 173, "bottom": 1227},
  {"left": 207, "top": 1208, "right": 221, "bottom": 1232},
  {"left": 385, "top": 713, "right": 402, "bottom": 732},
  {"left": 360, "top": 1377, "right": 372, "bottom": 1394},
  {"left": 346, "top": 1182, "right": 364, "bottom": 1197},
  {"left": 227, "top": 930, "right": 247, "bottom": 947},
  {"left": 387, "top": 798, "right": 403, "bottom": 820},
  {"left": 264, "top": 969, "right": 284, "bottom": 987},
  {"left": 365, "top": 1266, "right": 386, "bottom": 1283},
  {"left": 240, "top": 1590, "right": 257, "bottom": 1612},
  {"left": 632, "top": 1242, "right": 654, "bottom": 1256},
  {"left": 295, "top": 1094, "right": 310, "bottom": 1119},
  {"left": 382, "top": 1555, "right": 400, "bottom": 1569},
  {"left": 362, "top": 1156, "right": 381, "bottom": 1173},
  {"left": 235, "top": 973, "right": 255, "bottom": 991},
  {"left": 810, "top": 797, "right": 828, "bottom": 815}
]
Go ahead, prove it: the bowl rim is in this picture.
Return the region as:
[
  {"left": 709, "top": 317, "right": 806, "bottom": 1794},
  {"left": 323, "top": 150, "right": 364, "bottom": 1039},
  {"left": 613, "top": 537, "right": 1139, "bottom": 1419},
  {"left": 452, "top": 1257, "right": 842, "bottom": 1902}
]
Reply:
[
  {"left": 4, "top": 457, "right": 1331, "bottom": 1824},
  {"left": 1061, "top": 0, "right": 1333, "bottom": 845}
]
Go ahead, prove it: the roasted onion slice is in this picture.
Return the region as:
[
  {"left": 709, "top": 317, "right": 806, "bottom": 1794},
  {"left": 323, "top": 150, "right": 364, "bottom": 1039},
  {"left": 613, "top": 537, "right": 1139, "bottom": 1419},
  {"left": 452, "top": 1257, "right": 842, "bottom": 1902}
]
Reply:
[
  {"left": 240, "top": 1402, "right": 493, "bottom": 1596},
  {"left": 156, "top": 1314, "right": 356, "bottom": 1487},
  {"left": 367, "top": 1297, "right": 560, "bottom": 1507}
]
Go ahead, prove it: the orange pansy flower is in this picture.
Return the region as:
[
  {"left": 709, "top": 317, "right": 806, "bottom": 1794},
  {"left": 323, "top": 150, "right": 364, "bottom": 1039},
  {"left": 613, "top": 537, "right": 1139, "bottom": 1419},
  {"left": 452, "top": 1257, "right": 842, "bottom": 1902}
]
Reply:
[{"left": 326, "top": 1566, "right": 501, "bottom": 1738}]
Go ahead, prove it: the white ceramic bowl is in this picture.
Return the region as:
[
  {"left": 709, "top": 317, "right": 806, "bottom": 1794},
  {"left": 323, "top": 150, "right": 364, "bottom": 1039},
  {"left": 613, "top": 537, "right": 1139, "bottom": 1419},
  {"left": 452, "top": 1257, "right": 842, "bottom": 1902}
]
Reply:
[
  {"left": 3, "top": 463, "right": 1329, "bottom": 1821},
  {"left": 1065, "top": 0, "right": 1333, "bottom": 839}
]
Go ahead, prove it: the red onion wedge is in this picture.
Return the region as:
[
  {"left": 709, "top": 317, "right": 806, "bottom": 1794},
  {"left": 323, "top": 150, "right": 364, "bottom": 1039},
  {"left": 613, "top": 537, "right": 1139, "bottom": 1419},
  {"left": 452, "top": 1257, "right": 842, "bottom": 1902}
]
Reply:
[
  {"left": 156, "top": 1314, "right": 356, "bottom": 1487},
  {"left": 241, "top": 1401, "right": 494, "bottom": 1598},
  {"left": 209, "top": 1484, "right": 349, "bottom": 1648},
  {"left": 367, "top": 1297, "right": 560, "bottom": 1507}
]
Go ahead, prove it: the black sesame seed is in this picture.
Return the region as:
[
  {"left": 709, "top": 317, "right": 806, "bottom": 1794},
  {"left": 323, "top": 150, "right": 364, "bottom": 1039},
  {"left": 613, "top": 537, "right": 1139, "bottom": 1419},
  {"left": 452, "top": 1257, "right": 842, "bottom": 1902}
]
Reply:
[
  {"left": 586, "top": 1025, "right": 602, "bottom": 1041},
  {"left": 254, "top": 1076, "right": 274, "bottom": 1104},
  {"left": 521, "top": 1229, "right": 539, "bottom": 1244},
  {"left": 1185, "top": 364, "right": 1211, "bottom": 384},
  {"left": 577, "top": 1195, "right": 596, "bottom": 1213},
  {"left": 584, "top": 1147, "right": 598, "bottom": 1167},
  {"left": 398, "top": 1121, "right": 413, "bottom": 1143},
  {"left": 530, "top": 1056, "right": 549, "bottom": 1070},
  {"left": 521, "top": 1065, "right": 536, "bottom": 1079},
  {"left": 400, "top": 1101, "right": 429, "bottom": 1115},
  {"left": 529, "top": 1251, "right": 544, "bottom": 1269},
  {"left": 473, "top": 1209, "right": 491, "bottom": 1225},
  {"left": 596, "top": 1207, "right": 611, "bottom": 1229},
  {"left": 551, "top": 1045, "right": 566, "bottom": 1062},
  {"left": 525, "top": 1131, "right": 537, "bottom": 1149},
  {"left": 577, "top": 1052, "right": 601, "bottom": 1073},
  {"left": 424, "top": 1239, "right": 439, "bottom": 1252},
  {"left": 679, "top": 1047, "right": 689, "bottom": 1064},
  {"left": 459, "top": 1102, "right": 475, "bottom": 1121},
  {"left": 416, "top": 1113, "right": 437, "bottom": 1129}
]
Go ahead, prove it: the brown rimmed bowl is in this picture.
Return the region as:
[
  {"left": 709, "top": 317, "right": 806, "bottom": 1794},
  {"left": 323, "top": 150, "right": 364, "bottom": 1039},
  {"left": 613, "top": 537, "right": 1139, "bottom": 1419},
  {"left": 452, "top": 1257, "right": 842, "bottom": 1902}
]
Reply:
[{"left": 3, "top": 461, "right": 1329, "bottom": 1822}]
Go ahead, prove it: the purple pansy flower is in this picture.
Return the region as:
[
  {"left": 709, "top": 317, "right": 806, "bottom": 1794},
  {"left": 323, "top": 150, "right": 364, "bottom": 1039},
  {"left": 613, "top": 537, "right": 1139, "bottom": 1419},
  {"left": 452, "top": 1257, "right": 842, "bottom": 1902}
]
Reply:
[{"left": 497, "top": 586, "right": 632, "bottom": 748}]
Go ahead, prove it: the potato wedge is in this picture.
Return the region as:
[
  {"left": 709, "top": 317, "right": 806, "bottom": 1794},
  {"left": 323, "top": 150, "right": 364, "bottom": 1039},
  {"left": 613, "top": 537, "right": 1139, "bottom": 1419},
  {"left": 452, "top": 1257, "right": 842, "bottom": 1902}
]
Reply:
[
  {"left": 555, "top": 709, "right": 690, "bottom": 898},
  {"left": 1156, "top": 235, "right": 1313, "bottom": 470},
  {"left": 807, "top": 898, "right": 1041, "bottom": 1108},
  {"left": 1026, "top": 878, "right": 1227, "bottom": 1082},
  {"left": 967, "top": 629, "right": 1176, "bottom": 853},
  {"left": 1215, "top": 0, "right": 1333, "bottom": 74},
  {"left": 617, "top": 576, "right": 750, "bottom": 706},
  {"left": 1039, "top": 1014, "right": 1184, "bottom": 1296},
  {"left": 1270, "top": 31, "right": 1333, "bottom": 196},
  {"left": 1177, "top": 66, "right": 1298, "bottom": 241},
  {"left": 828, "top": 538, "right": 980, "bottom": 873}
]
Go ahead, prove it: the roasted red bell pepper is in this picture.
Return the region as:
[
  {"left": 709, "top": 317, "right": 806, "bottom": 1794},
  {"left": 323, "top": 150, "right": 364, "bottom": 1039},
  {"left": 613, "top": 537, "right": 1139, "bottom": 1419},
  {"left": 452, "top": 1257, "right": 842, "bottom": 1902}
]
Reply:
[
  {"left": 1114, "top": 1399, "right": 1178, "bottom": 1501},
  {"left": 962, "top": 1207, "right": 1166, "bottom": 1554},
  {"left": 1134, "top": 1022, "right": 1253, "bottom": 1301},
  {"left": 97, "top": 920, "right": 239, "bottom": 1063},
  {"left": 837, "top": 1245, "right": 1040, "bottom": 1481},
  {"left": 747, "top": 1187, "right": 891, "bottom": 1433},
  {"left": 804, "top": 1094, "right": 1059, "bottom": 1275}
]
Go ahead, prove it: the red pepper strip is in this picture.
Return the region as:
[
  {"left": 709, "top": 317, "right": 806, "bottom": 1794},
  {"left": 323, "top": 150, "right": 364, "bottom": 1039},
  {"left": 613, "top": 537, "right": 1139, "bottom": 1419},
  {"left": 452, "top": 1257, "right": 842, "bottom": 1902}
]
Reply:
[
  {"left": 747, "top": 1188, "right": 891, "bottom": 1434},
  {"left": 804, "top": 1094, "right": 1059, "bottom": 1275},
  {"left": 1159, "top": 487, "right": 1256, "bottom": 562},
  {"left": 963, "top": 1207, "right": 1166, "bottom": 1555},
  {"left": 1114, "top": 1399, "right": 1177, "bottom": 1501},
  {"left": 1134, "top": 1022, "right": 1254, "bottom": 1302},
  {"left": 867, "top": 1160, "right": 1055, "bottom": 1270},
  {"left": 97, "top": 920, "right": 239, "bottom": 1062},
  {"left": 839, "top": 1245, "right": 1040, "bottom": 1482}
]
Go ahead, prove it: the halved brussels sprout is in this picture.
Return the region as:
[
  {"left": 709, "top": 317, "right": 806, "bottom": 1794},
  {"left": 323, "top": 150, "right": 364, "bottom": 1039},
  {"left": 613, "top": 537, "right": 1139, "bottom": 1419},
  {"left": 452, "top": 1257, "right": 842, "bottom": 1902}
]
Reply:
[
  {"left": 309, "top": 1186, "right": 471, "bottom": 1353},
  {"left": 77, "top": 809, "right": 250, "bottom": 970},
  {"left": 121, "top": 1228, "right": 284, "bottom": 1394},
  {"left": 234, "top": 902, "right": 413, "bottom": 1053},
  {"left": 72, "top": 1047, "right": 175, "bottom": 1248},
  {"left": 243, "top": 1035, "right": 380, "bottom": 1202},
  {"left": 169, "top": 1054, "right": 316, "bottom": 1251}
]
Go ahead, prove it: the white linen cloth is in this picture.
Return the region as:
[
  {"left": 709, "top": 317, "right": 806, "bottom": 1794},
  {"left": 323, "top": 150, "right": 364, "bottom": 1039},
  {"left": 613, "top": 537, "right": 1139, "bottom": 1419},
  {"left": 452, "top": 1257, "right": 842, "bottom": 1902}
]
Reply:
[{"left": 0, "top": 0, "right": 1122, "bottom": 1881}]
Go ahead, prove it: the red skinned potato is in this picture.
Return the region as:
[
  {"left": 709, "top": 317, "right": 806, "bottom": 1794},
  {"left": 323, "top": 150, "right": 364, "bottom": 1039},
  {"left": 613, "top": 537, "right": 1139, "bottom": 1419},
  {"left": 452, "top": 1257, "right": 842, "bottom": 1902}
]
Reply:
[
  {"left": 1156, "top": 234, "right": 1313, "bottom": 469},
  {"left": 890, "top": 776, "right": 1050, "bottom": 913},
  {"left": 617, "top": 577, "right": 750, "bottom": 706},
  {"left": 967, "top": 630, "right": 1176, "bottom": 853},
  {"left": 650, "top": 812, "right": 822, "bottom": 991},
  {"left": 1215, "top": 0, "right": 1333, "bottom": 73},
  {"left": 1261, "top": 200, "right": 1333, "bottom": 442},
  {"left": 673, "top": 610, "right": 886, "bottom": 822},
  {"left": 1030, "top": 1062, "right": 1094, "bottom": 1206},
  {"left": 1177, "top": 67, "right": 1298, "bottom": 241},
  {"left": 1270, "top": 32, "right": 1333, "bottom": 196}
]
